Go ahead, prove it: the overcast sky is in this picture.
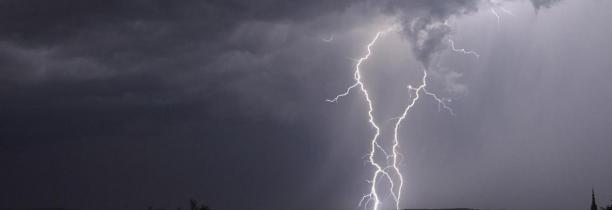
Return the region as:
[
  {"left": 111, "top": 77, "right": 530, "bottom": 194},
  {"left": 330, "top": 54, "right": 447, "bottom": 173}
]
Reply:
[{"left": 1, "top": 0, "right": 611, "bottom": 210}]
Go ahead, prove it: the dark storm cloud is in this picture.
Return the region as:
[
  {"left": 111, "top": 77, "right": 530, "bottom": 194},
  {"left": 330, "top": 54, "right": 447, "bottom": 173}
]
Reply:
[
  {"left": 378, "top": 0, "right": 562, "bottom": 68},
  {"left": 403, "top": 18, "right": 453, "bottom": 67},
  {"left": 0, "top": 1, "right": 363, "bottom": 209},
  {"left": 0, "top": 0, "right": 582, "bottom": 210},
  {"left": 0, "top": 0, "right": 359, "bottom": 81},
  {"left": 0, "top": 0, "right": 360, "bottom": 136},
  {"left": 530, "top": 0, "right": 563, "bottom": 11},
  {"left": 383, "top": 0, "right": 480, "bottom": 67},
  {"left": 0, "top": 0, "right": 357, "bottom": 44}
]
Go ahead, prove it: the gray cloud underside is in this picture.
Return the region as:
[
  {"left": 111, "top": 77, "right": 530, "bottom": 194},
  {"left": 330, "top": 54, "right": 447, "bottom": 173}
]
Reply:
[{"left": 0, "top": 0, "right": 574, "bottom": 210}]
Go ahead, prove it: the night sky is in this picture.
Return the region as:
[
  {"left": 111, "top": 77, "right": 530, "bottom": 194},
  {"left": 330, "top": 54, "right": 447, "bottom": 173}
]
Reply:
[{"left": 1, "top": 0, "right": 612, "bottom": 210}]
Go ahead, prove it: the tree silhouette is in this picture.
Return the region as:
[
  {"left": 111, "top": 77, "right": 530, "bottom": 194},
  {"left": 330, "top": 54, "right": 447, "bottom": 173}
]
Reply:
[
  {"left": 190, "top": 199, "right": 198, "bottom": 210},
  {"left": 601, "top": 200, "right": 612, "bottom": 210},
  {"left": 190, "top": 198, "right": 211, "bottom": 210}
]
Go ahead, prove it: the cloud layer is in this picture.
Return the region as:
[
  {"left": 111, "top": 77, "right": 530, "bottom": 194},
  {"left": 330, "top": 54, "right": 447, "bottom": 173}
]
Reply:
[{"left": 6, "top": 1, "right": 609, "bottom": 210}]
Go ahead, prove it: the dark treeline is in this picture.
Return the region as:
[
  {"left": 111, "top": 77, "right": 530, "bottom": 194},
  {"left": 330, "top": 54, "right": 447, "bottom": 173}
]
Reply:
[
  {"left": 594, "top": 189, "right": 612, "bottom": 210},
  {"left": 146, "top": 199, "right": 211, "bottom": 210},
  {"left": 4, "top": 192, "right": 612, "bottom": 210},
  {"left": 404, "top": 209, "right": 479, "bottom": 210},
  {"left": 0, "top": 199, "right": 213, "bottom": 210}
]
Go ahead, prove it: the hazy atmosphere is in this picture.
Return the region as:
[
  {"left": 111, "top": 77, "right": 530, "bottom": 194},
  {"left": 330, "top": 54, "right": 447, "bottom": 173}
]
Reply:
[{"left": 1, "top": 0, "right": 612, "bottom": 210}]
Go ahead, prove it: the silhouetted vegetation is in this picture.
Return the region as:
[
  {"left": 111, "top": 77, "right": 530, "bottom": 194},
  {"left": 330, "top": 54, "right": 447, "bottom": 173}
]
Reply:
[
  {"left": 592, "top": 189, "right": 612, "bottom": 210},
  {"left": 404, "top": 209, "right": 479, "bottom": 210},
  {"left": 133, "top": 199, "right": 212, "bottom": 210},
  {"left": 189, "top": 199, "right": 211, "bottom": 210},
  {"left": 601, "top": 200, "right": 612, "bottom": 210},
  {"left": 140, "top": 199, "right": 212, "bottom": 210},
  {"left": 7, "top": 191, "right": 612, "bottom": 210}
]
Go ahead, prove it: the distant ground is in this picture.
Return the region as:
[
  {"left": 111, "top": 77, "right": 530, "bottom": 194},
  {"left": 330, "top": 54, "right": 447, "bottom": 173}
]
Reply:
[
  {"left": 405, "top": 209, "right": 481, "bottom": 210},
  {"left": 1, "top": 208, "right": 486, "bottom": 210}
]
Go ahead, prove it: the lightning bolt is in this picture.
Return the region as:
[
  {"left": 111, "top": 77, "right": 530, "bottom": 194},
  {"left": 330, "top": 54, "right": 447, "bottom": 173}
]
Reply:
[
  {"left": 499, "top": 7, "right": 515, "bottom": 16},
  {"left": 326, "top": 29, "right": 395, "bottom": 210},
  {"left": 389, "top": 69, "right": 455, "bottom": 210},
  {"left": 489, "top": 2, "right": 515, "bottom": 25},
  {"left": 448, "top": 39, "right": 480, "bottom": 59},
  {"left": 327, "top": 27, "right": 403, "bottom": 210},
  {"left": 490, "top": 8, "right": 501, "bottom": 25},
  {"left": 325, "top": 1, "right": 523, "bottom": 209},
  {"left": 328, "top": 26, "right": 454, "bottom": 210}
]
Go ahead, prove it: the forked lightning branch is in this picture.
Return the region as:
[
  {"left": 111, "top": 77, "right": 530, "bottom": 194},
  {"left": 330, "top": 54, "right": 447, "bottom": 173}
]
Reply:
[{"left": 327, "top": 25, "right": 475, "bottom": 210}]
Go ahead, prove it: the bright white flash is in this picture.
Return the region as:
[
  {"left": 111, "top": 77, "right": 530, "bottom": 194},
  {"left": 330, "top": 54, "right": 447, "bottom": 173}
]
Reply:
[{"left": 328, "top": 27, "right": 454, "bottom": 210}]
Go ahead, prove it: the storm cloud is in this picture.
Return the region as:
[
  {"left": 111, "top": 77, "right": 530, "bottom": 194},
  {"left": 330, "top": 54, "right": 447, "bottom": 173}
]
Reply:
[{"left": 4, "top": 1, "right": 612, "bottom": 210}]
